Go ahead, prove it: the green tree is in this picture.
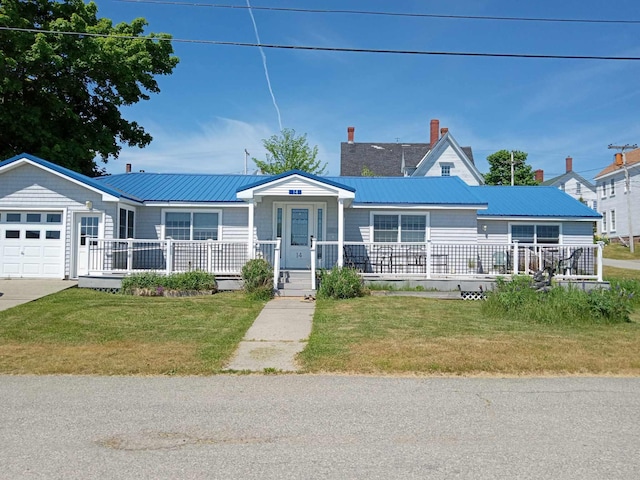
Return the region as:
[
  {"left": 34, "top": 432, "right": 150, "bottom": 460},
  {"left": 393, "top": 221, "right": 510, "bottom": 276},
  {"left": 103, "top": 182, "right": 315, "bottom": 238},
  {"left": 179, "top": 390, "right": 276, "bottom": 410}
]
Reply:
[
  {"left": 0, "top": 0, "right": 179, "bottom": 175},
  {"left": 484, "top": 150, "right": 537, "bottom": 186},
  {"left": 253, "top": 128, "right": 327, "bottom": 175}
]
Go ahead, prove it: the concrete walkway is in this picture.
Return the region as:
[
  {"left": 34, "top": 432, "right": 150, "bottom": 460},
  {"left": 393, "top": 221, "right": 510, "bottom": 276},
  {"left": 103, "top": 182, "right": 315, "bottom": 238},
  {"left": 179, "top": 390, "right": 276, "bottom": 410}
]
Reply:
[
  {"left": 225, "top": 297, "right": 315, "bottom": 372},
  {"left": 0, "top": 279, "right": 77, "bottom": 311},
  {"left": 603, "top": 258, "right": 640, "bottom": 271}
]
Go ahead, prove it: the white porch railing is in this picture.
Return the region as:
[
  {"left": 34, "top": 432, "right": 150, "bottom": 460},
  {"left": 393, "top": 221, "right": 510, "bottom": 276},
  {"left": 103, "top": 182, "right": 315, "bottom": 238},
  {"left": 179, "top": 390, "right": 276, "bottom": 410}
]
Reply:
[{"left": 86, "top": 239, "right": 604, "bottom": 284}]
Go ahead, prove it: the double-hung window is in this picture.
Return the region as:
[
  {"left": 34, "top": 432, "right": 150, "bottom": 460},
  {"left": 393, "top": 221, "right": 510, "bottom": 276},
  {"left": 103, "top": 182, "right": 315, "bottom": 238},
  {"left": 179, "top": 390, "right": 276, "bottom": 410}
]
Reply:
[
  {"left": 610, "top": 179, "right": 615, "bottom": 196},
  {"left": 373, "top": 214, "right": 427, "bottom": 243},
  {"left": 119, "top": 208, "right": 135, "bottom": 239},
  {"left": 511, "top": 224, "right": 559, "bottom": 244},
  {"left": 164, "top": 211, "right": 219, "bottom": 240}
]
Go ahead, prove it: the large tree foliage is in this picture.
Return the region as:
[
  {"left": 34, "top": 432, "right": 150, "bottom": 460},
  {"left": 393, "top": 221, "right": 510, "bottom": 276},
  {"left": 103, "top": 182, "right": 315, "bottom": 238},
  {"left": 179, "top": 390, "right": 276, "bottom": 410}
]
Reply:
[
  {"left": 253, "top": 128, "right": 327, "bottom": 175},
  {"left": 0, "top": 0, "right": 179, "bottom": 175},
  {"left": 484, "top": 149, "right": 538, "bottom": 186}
]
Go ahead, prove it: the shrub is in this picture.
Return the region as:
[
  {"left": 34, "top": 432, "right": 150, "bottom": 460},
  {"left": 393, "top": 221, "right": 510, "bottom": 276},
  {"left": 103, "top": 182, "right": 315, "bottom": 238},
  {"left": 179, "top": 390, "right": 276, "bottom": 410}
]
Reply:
[
  {"left": 317, "top": 266, "right": 368, "bottom": 300},
  {"left": 121, "top": 271, "right": 217, "bottom": 295},
  {"left": 482, "top": 275, "right": 632, "bottom": 324},
  {"left": 241, "top": 258, "right": 274, "bottom": 300}
]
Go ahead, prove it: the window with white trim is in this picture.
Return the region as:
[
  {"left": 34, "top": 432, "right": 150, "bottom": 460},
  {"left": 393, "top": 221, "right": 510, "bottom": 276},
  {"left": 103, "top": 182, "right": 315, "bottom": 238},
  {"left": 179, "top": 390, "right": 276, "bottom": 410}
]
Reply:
[
  {"left": 441, "top": 165, "right": 451, "bottom": 177},
  {"left": 601, "top": 182, "right": 607, "bottom": 198},
  {"left": 576, "top": 182, "right": 581, "bottom": 194},
  {"left": 119, "top": 208, "right": 135, "bottom": 239},
  {"left": 610, "top": 179, "right": 615, "bottom": 196},
  {"left": 164, "top": 211, "right": 219, "bottom": 240},
  {"left": 373, "top": 214, "right": 427, "bottom": 243},
  {"left": 511, "top": 224, "right": 560, "bottom": 244},
  {"left": 610, "top": 209, "right": 616, "bottom": 232},
  {"left": 601, "top": 211, "right": 607, "bottom": 233}
]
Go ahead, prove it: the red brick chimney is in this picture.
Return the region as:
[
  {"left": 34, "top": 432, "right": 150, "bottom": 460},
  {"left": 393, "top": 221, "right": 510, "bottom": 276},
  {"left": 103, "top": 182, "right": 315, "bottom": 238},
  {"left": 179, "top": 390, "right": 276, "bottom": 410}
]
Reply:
[
  {"left": 347, "top": 126, "right": 355, "bottom": 144},
  {"left": 440, "top": 127, "right": 449, "bottom": 136},
  {"left": 534, "top": 169, "right": 544, "bottom": 183},
  {"left": 126, "top": 163, "right": 132, "bottom": 173},
  {"left": 430, "top": 119, "right": 439, "bottom": 147},
  {"left": 565, "top": 156, "right": 573, "bottom": 173}
]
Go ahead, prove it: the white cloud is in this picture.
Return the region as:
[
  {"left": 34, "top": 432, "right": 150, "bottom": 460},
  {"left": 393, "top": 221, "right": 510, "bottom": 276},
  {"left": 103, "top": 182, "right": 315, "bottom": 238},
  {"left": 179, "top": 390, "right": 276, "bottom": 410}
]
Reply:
[{"left": 107, "top": 118, "right": 273, "bottom": 175}]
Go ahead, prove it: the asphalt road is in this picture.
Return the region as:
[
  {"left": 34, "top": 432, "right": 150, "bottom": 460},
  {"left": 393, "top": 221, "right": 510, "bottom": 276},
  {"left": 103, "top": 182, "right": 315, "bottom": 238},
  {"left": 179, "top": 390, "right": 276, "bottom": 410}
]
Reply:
[{"left": 1, "top": 376, "right": 638, "bottom": 479}]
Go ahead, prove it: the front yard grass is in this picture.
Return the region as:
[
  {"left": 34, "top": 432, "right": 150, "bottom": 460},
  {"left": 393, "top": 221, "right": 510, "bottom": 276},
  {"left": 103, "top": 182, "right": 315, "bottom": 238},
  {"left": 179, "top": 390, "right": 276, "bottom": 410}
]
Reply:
[
  {"left": 0, "top": 288, "right": 264, "bottom": 375},
  {"left": 299, "top": 296, "right": 640, "bottom": 375},
  {"left": 604, "top": 243, "right": 640, "bottom": 260}
]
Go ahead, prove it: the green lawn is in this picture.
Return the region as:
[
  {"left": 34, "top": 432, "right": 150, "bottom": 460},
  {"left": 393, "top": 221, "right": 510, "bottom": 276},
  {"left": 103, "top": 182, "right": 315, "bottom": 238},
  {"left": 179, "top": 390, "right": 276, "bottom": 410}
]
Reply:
[
  {"left": 299, "top": 295, "right": 640, "bottom": 375},
  {"left": 603, "top": 243, "right": 640, "bottom": 260},
  {"left": 0, "top": 288, "right": 265, "bottom": 375}
]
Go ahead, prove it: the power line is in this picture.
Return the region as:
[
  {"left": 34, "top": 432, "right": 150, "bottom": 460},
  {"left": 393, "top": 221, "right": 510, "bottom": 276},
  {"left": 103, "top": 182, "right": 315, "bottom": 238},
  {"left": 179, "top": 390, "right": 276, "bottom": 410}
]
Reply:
[
  {"left": 2, "top": 26, "right": 640, "bottom": 61},
  {"left": 116, "top": 0, "right": 640, "bottom": 25}
]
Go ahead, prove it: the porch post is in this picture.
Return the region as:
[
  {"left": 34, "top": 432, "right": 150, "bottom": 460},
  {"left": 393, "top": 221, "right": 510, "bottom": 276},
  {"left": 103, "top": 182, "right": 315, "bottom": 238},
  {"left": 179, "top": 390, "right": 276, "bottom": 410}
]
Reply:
[
  {"left": 596, "top": 241, "right": 604, "bottom": 282},
  {"left": 426, "top": 240, "right": 432, "bottom": 279},
  {"left": 273, "top": 238, "right": 281, "bottom": 290},
  {"left": 338, "top": 198, "right": 344, "bottom": 267},
  {"left": 247, "top": 200, "right": 255, "bottom": 260},
  {"left": 311, "top": 237, "right": 317, "bottom": 290},
  {"left": 512, "top": 240, "right": 519, "bottom": 275}
]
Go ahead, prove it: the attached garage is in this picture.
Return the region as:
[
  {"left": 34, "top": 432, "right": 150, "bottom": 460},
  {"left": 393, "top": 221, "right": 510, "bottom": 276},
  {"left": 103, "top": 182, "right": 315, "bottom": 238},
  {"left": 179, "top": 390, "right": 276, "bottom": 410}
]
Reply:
[{"left": 0, "top": 210, "right": 65, "bottom": 278}]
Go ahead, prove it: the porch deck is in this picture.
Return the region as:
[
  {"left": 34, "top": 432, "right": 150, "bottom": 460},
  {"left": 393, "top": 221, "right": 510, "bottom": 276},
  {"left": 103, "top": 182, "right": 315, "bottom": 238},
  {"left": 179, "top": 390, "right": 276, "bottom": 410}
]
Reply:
[{"left": 81, "top": 239, "right": 605, "bottom": 292}]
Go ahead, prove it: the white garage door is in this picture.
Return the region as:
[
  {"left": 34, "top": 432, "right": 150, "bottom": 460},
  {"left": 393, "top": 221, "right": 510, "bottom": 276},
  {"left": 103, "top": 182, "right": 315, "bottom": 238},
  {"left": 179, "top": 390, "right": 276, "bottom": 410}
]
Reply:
[{"left": 0, "top": 211, "right": 65, "bottom": 278}]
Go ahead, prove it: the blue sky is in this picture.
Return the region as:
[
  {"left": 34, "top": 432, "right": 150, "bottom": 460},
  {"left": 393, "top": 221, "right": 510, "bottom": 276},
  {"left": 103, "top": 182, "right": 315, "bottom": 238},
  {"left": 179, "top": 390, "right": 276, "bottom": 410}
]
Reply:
[{"left": 97, "top": 0, "right": 640, "bottom": 182}]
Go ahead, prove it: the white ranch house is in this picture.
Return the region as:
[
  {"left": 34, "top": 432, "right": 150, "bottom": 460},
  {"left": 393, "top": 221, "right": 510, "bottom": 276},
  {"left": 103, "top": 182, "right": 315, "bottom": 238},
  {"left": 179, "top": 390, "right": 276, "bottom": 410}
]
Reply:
[{"left": 0, "top": 154, "right": 603, "bottom": 292}]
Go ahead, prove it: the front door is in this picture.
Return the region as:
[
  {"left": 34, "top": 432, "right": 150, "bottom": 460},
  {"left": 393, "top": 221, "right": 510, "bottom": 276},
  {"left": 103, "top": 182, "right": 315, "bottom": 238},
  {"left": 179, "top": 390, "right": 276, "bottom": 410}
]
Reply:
[
  {"left": 74, "top": 214, "right": 101, "bottom": 277},
  {"left": 285, "top": 206, "right": 313, "bottom": 269}
]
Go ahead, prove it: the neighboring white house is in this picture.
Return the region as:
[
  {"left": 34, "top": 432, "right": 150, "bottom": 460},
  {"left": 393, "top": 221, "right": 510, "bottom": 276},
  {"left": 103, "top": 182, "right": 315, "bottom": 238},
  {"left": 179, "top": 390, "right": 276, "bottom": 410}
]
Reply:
[
  {"left": 340, "top": 119, "right": 485, "bottom": 185},
  {"left": 0, "top": 154, "right": 600, "bottom": 282},
  {"left": 594, "top": 148, "right": 640, "bottom": 242},
  {"left": 537, "top": 156, "right": 597, "bottom": 210}
]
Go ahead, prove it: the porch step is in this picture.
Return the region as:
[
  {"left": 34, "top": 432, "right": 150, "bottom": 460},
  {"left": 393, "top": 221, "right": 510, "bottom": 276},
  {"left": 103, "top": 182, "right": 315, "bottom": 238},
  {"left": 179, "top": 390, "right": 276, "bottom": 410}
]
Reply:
[{"left": 278, "top": 270, "right": 314, "bottom": 297}]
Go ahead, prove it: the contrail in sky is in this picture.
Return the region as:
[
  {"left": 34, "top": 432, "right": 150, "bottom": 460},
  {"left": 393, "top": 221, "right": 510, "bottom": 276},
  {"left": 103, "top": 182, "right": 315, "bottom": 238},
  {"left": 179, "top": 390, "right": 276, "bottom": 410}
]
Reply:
[{"left": 246, "top": 0, "right": 283, "bottom": 131}]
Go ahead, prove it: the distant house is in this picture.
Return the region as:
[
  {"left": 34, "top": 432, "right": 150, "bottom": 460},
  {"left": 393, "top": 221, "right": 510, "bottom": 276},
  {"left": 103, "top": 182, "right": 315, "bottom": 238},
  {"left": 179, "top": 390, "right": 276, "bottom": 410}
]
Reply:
[
  {"left": 536, "top": 156, "right": 597, "bottom": 210},
  {"left": 594, "top": 148, "right": 640, "bottom": 242},
  {"left": 340, "top": 119, "right": 485, "bottom": 185}
]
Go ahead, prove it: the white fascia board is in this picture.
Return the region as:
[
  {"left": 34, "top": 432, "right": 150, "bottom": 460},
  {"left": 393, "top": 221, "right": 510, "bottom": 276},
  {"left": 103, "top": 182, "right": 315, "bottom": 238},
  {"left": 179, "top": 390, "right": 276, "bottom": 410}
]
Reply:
[
  {"left": 352, "top": 203, "right": 485, "bottom": 210},
  {"left": 0, "top": 158, "right": 121, "bottom": 202},
  {"left": 413, "top": 133, "right": 485, "bottom": 184},
  {"left": 596, "top": 163, "right": 640, "bottom": 181},
  {"left": 237, "top": 174, "right": 355, "bottom": 200},
  {"left": 478, "top": 216, "right": 600, "bottom": 222},
  {"left": 144, "top": 202, "right": 248, "bottom": 208}
]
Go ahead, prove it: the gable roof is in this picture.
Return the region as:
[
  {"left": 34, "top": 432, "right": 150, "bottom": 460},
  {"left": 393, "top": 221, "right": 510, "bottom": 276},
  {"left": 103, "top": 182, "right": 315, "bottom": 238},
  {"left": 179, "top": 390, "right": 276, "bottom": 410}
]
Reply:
[
  {"left": 472, "top": 186, "right": 601, "bottom": 219},
  {"left": 237, "top": 169, "right": 355, "bottom": 194},
  {"left": 0, "top": 153, "right": 139, "bottom": 202},
  {"left": 541, "top": 170, "right": 595, "bottom": 190},
  {"left": 340, "top": 141, "right": 474, "bottom": 177},
  {"left": 411, "top": 131, "right": 485, "bottom": 184},
  {"left": 595, "top": 148, "right": 640, "bottom": 179}
]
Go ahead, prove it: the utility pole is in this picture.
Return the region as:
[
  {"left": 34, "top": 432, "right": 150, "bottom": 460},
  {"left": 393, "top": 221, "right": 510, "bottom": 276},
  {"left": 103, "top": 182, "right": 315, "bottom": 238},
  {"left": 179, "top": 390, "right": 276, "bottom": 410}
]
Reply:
[
  {"left": 244, "top": 149, "right": 250, "bottom": 175},
  {"left": 510, "top": 150, "right": 515, "bottom": 186},
  {"left": 608, "top": 143, "right": 638, "bottom": 253}
]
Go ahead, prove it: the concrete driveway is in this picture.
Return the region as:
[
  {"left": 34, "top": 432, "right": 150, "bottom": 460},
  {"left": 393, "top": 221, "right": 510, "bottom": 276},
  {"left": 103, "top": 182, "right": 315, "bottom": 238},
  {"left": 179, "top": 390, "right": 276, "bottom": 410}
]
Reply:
[
  {"left": 603, "top": 258, "right": 640, "bottom": 271},
  {"left": 0, "top": 279, "right": 77, "bottom": 311}
]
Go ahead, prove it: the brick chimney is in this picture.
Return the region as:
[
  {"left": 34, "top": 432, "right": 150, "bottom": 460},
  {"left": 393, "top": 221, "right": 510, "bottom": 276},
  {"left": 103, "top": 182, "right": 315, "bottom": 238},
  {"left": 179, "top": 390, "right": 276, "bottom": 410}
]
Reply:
[
  {"left": 440, "top": 127, "right": 449, "bottom": 136},
  {"left": 347, "top": 126, "right": 355, "bottom": 144},
  {"left": 565, "top": 156, "right": 573, "bottom": 173},
  {"left": 126, "top": 163, "right": 132, "bottom": 173},
  {"left": 430, "top": 119, "right": 439, "bottom": 147},
  {"left": 534, "top": 169, "right": 544, "bottom": 183}
]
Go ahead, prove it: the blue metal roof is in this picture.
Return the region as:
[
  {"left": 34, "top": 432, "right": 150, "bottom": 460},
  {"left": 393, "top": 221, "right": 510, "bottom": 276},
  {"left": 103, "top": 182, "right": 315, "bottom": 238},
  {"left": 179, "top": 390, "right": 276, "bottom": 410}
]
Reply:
[
  {"left": 472, "top": 186, "right": 601, "bottom": 218},
  {"left": 330, "top": 175, "right": 485, "bottom": 205},
  {"left": 96, "top": 172, "right": 260, "bottom": 202},
  {"left": 238, "top": 169, "right": 355, "bottom": 193},
  {"left": 0, "top": 153, "right": 137, "bottom": 201}
]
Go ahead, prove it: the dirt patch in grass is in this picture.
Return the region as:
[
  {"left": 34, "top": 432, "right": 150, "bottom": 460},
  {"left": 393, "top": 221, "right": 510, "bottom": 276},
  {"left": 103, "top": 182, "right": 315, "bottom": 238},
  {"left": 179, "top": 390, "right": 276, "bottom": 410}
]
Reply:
[{"left": 0, "top": 341, "right": 207, "bottom": 375}]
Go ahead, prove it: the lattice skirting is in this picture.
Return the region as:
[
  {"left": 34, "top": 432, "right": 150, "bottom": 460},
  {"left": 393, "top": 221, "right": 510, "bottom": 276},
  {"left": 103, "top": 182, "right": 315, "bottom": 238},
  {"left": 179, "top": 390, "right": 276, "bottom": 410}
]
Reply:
[
  {"left": 460, "top": 291, "right": 486, "bottom": 301},
  {"left": 88, "top": 287, "right": 121, "bottom": 294}
]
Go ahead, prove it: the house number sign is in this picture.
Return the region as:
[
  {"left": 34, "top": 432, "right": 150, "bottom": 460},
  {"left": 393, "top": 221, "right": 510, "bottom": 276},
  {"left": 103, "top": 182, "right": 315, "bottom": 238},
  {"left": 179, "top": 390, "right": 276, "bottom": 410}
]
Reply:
[{"left": 288, "top": 189, "right": 302, "bottom": 195}]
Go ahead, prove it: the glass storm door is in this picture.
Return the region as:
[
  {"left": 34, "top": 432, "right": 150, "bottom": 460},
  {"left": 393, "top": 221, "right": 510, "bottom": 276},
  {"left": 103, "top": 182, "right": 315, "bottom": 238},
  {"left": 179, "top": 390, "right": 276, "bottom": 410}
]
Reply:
[
  {"left": 285, "top": 206, "right": 312, "bottom": 269},
  {"left": 76, "top": 215, "right": 100, "bottom": 276}
]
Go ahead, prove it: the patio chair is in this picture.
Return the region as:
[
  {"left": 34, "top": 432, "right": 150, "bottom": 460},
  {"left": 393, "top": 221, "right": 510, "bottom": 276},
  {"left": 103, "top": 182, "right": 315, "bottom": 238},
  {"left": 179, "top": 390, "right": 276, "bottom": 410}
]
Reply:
[
  {"left": 371, "top": 246, "right": 393, "bottom": 273},
  {"left": 557, "top": 248, "right": 583, "bottom": 276},
  {"left": 492, "top": 251, "right": 508, "bottom": 274},
  {"left": 343, "top": 245, "right": 369, "bottom": 272}
]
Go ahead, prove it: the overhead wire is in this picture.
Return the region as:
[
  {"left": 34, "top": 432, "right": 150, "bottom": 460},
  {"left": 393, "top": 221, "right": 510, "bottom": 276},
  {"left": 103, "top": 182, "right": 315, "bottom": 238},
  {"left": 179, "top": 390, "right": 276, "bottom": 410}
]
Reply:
[
  {"left": 1, "top": 26, "right": 640, "bottom": 61},
  {"left": 115, "top": 0, "right": 640, "bottom": 25}
]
